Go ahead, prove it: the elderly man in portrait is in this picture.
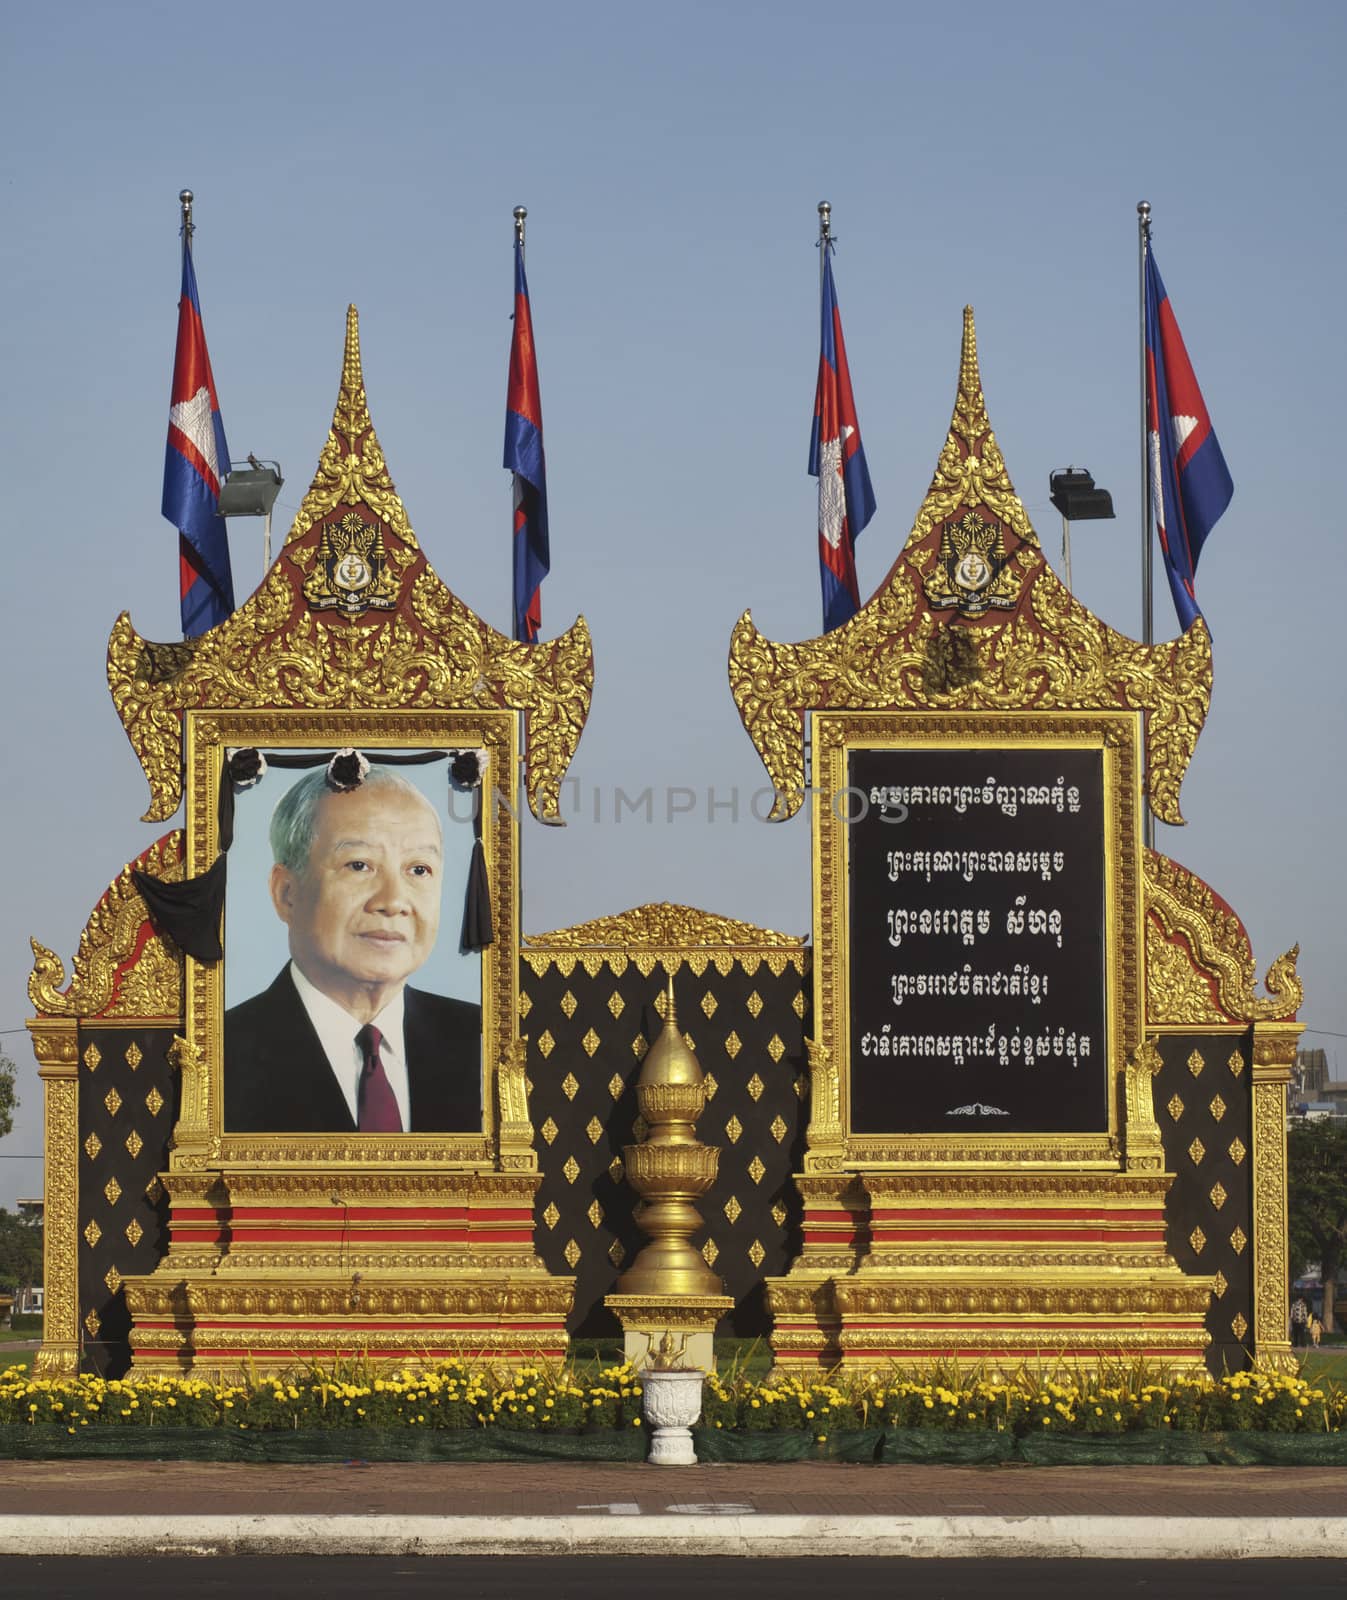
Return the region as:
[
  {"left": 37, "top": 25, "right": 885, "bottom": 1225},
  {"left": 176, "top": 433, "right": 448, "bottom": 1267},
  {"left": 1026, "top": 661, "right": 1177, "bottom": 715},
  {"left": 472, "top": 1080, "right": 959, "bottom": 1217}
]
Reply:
[{"left": 224, "top": 766, "right": 482, "bottom": 1133}]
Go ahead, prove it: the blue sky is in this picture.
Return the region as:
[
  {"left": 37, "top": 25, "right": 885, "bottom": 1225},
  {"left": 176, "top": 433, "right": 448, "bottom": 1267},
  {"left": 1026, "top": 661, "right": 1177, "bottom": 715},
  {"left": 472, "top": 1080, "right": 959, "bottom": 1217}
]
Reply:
[{"left": 2, "top": 0, "right": 1343, "bottom": 1203}]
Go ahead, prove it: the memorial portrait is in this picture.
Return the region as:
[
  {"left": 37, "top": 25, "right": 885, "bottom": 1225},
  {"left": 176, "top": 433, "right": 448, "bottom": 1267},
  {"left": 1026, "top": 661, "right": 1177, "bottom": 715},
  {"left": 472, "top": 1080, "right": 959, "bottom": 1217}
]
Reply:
[{"left": 220, "top": 749, "right": 486, "bottom": 1135}]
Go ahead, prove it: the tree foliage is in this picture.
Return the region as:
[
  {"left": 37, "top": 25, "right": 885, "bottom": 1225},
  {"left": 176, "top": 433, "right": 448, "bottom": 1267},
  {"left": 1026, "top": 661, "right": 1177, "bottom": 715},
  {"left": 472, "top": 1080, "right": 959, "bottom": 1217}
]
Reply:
[
  {"left": 0, "top": 1051, "right": 16, "bottom": 1141},
  {"left": 0, "top": 1209, "right": 42, "bottom": 1292},
  {"left": 1287, "top": 1119, "right": 1347, "bottom": 1330}
]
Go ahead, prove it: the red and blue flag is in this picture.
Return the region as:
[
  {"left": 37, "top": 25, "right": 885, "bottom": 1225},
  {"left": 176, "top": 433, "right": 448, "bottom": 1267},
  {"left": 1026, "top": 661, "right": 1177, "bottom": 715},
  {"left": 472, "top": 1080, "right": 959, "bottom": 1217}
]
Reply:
[
  {"left": 809, "top": 250, "right": 876, "bottom": 632},
  {"left": 504, "top": 240, "right": 549, "bottom": 643},
  {"left": 1144, "top": 248, "right": 1233, "bottom": 632},
  {"left": 163, "top": 242, "right": 234, "bottom": 637}
]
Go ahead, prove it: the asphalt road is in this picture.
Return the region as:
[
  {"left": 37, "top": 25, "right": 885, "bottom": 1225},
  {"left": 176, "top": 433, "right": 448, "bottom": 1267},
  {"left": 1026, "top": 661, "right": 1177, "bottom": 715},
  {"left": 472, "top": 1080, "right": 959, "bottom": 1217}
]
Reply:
[{"left": 3, "top": 1559, "right": 1344, "bottom": 1600}]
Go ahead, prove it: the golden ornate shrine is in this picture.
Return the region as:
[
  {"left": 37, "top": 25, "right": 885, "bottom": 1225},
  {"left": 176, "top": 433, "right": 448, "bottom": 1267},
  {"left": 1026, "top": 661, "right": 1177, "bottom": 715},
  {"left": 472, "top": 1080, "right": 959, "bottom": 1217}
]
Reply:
[
  {"left": 730, "top": 309, "right": 1302, "bottom": 1372},
  {"left": 27, "top": 300, "right": 1302, "bottom": 1381},
  {"left": 30, "top": 309, "right": 593, "bottom": 1374}
]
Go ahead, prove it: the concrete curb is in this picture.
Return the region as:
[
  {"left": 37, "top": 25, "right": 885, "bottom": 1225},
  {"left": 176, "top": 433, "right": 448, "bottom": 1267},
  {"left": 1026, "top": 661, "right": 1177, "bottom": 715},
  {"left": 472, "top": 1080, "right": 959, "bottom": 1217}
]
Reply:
[{"left": 0, "top": 1514, "right": 1342, "bottom": 1559}]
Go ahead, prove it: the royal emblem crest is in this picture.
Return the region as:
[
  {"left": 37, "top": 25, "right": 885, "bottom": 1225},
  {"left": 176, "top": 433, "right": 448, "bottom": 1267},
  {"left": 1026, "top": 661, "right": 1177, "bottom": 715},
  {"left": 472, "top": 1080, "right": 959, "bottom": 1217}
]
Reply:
[
  {"left": 922, "top": 510, "right": 1020, "bottom": 618},
  {"left": 302, "top": 511, "right": 400, "bottom": 614}
]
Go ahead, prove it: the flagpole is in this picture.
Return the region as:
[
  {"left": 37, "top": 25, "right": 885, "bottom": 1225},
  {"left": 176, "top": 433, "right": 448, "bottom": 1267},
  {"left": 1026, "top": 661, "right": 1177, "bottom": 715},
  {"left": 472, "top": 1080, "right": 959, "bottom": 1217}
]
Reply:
[
  {"left": 818, "top": 200, "right": 832, "bottom": 288},
  {"left": 514, "top": 205, "right": 526, "bottom": 261},
  {"left": 1137, "top": 199, "right": 1154, "bottom": 850}
]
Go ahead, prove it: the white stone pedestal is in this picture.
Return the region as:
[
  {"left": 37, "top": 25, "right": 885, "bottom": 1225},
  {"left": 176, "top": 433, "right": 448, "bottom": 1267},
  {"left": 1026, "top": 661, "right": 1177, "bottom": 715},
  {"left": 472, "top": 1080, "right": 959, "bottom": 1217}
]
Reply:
[{"left": 641, "top": 1368, "right": 705, "bottom": 1465}]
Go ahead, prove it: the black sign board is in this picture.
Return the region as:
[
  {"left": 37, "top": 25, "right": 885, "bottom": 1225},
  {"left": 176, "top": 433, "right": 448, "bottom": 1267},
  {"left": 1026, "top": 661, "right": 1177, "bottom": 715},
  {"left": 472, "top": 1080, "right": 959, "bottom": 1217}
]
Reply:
[{"left": 847, "top": 746, "right": 1108, "bottom": 1134}]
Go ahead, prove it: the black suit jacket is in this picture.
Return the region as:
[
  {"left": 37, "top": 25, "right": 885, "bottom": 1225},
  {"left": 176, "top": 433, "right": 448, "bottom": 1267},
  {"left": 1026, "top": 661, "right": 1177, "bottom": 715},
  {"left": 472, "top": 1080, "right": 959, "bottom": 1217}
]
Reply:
[{"left": 224, "top": 967, "right": 482, "bottom": 1133}]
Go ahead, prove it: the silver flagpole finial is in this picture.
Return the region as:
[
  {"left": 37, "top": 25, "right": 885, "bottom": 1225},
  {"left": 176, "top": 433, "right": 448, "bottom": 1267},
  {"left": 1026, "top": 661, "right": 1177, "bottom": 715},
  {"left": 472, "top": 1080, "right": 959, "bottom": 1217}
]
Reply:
[
  {"left": 818, "top": 200, "right": 832, "bottom": 248},
  {"left": 1137, "top": 199, "right": 1151, "bottom": 238},
  {"left": 179, "top": 188, "right": 194, "bottom": 241},
  {"left": 513, "top": 206, "right": 527, "bottom": 248}
]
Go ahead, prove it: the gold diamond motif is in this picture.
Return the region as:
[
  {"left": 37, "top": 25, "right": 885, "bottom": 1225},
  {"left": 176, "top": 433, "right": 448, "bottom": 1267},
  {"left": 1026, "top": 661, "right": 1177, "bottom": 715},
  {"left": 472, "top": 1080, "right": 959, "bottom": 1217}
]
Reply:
[
  {"left": 541, "top": 1117, "right": 558, "bottom": 1144},
  {"left": 655, "top": 991, "right": 669, "bottom": 1019},
  {"left": 144, "top": 1177, "right": 162, "bottom": 1202},
  {"left": 1232, "top": 1312, "right": 1249, "bottom": 1340},
  {"left": 125, "top": 1219, "right": 143, "bottom": 1246},
  {"left": 723, "top": 1114, "right": 741, "bottom": 1144},
  {"left": 771, "top": 1201, "right": 787, "bottom": 1227},
  {"left": 746, "top": 991, "right": 764, "bottom": 1018},
  {"left": 723, "top": 1032, "right": 742, "bottom": 1060},
  {"left": 1228, "top": 1137, "right": 1246, "bottom": 1165},
  {"left": 632, "top": 1115, "right": 648, "bottom": 1141},
  {"left": 607, "top": 991, "right": 625, "bottom": 1019},
  {"left": 683, "top": 1030, "right": 695, "bottom": 1051},
  {"left": 586, "top": 1116, "right": 603, "bottom": 1144},
  {"left": 145, "top": 1087, "right": 164, "bottom": 1116},
  {"left": 124, "top": 1042, "right": 142, "bottom": 1070},
  {"left": 767, "top": 1034, "right": 785, "bottom": 1063},
  {"left": 791, "top": 991, "right": 806, "bottom": 1017},
  {"left": 1189, "top": 1226, "right": 1206, "bottom": 1253},
  {"left": 537, "top": 1030, "right": 555, "bottom": 1059},
  {"left": 1208, "top": 1094, "right": 1226, "bottom": 1122},
  {"left": 563, "top": 1239, "right": 581, "bottom": 1268},
  {"left": 1227, "top": 1050, "right": 1244, "bottom": 1078},
  {"left": 83, "top": 1133, "right": 101, "bottom": 1161},
  {"left": 746, "top": 1073, "right": 765, "bottom": 1102},
  {"left": 701, "top": 992, "right": 718, "bottom": 1019},
  {"left": 1209, "top": 1182, "right": 1227, "bottom": 1210},
  {"left": 104, "top": 1088, "right": 122, "bottom": 1116},
  {"left": 1212, "top": 1269, "right": 1228, "bottom": 1299},
  {"left": 560, "top": 990, "right": 578, "bottom": 1018},
  {"left": 608, "top": 1073, "right": 625, "bottom": 1100},
  {"left": 748, "top": 1157, "right": 766, "bottom": 1184},
  {"left": 125, "top": 1130, "right": 143, "bottom": 1159},
  {"left": 82, "top": 1043, "right": 101, "bottom": 1072},
  {"left": 724, "top": 1195, "right": 742, "bottom": 1224},
  {"left": 1230, "top": 1226, "right": 1248, "bottom": 1255},
  {"left": 607, "top": 1239, "right": 626, "bottom": 1267},
  {"left": 1188, "top": 1137, "right": 1205, "bottom": 1166},
  {"left": 518, "top": 990, "right": 533, "bottom": 1019},
  {"left": 563, "top": 1157, "right": 580, "bottom": 1184},
  {"left": 83, "top": 1220, "right": 101, "bottom": 1248},
  {"left": 748, "top": 1239, "right": 765, "bottom": 1268},
  {"left": 561, "top": 1072, "right": 579, "bottom": 1101},
  {"left": 703, "top": 1072, "right": 718, "bottom": 1100},
  {"left": 543, "top": 1202, "right": 560, "bottom": 1230},
  {"left": 608, "top": 1156, "right": 624, "bottom": 1182},
  {"left": 770, "top": 1115, "right": 787, "bottom": 1143},
  {"left": 104, "top": 1266, "right": 122, "bottom": 1294},
  {"left": 632, "top": 1034, "right": 648, "bottom": 1060},
  {"left": 83, "top": 1309, "right": 100, "bottom": 1339},
  {"left": 587, "top": 1200, "right": 604, "bottom": 1229},
  {"left": 104, "top": 1179, "right": 121, "bottom": 1206},
  {"left": 1167, "top": 1093, "right": 1185, "bottom": 1121},
  {"left": 1187, "top": 1049, "right": 1204, "bottom": 1078},
  {"left": 582, "top": 1028, "right": 600, "bottom": 1057},
  {"left": 701, "top": 1239, "right": 719, "bottom": 1267}
]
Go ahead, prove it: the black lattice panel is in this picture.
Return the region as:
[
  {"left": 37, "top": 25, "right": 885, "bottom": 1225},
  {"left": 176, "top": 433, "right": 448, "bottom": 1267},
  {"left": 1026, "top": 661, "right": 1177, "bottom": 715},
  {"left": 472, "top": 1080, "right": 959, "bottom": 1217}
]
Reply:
[
  {"left": 521, "top": 952, "right": 810, "bottom": 1334},
  {"left": 1153, "top": 1033, "right": 1254, "bottom": 1375},
  {"left": 76, "top": 1027, "right": 178, "bottom": 1376}
]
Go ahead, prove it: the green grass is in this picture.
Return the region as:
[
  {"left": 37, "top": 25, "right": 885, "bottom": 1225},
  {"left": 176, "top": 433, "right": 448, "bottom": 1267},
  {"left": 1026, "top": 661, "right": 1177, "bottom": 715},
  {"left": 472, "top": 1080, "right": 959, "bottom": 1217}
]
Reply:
[{"left": 1301, "top": 1347, "right": 1347, "bottom": 1383}]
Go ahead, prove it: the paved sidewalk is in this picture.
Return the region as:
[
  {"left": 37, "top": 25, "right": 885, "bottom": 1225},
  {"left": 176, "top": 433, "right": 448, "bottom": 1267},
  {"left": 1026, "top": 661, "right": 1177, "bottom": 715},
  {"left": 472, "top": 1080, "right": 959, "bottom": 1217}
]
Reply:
[{"left": 0, "top": 1461, "right": 1343, "bottom": 1557}]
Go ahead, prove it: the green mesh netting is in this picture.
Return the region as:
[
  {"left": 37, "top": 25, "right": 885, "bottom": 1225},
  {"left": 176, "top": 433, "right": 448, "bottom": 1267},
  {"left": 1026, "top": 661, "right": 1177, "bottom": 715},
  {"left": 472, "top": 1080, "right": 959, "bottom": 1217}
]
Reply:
[{"left": 0, "top": 1426, "right": 645, "bottom": 1463}]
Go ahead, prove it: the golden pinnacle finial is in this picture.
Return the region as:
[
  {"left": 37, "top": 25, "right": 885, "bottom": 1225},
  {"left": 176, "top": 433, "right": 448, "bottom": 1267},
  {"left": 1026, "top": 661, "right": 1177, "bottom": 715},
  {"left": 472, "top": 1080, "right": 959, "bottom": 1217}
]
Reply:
[
  {"left": 960, "top": 305, "right": 980, "bottom": 401},
  {"left": 664, "top": 975, "right": 677, "bottom": 1031},
  {"left": 343, "top": 304, "right": 363, "bottom": 398}
]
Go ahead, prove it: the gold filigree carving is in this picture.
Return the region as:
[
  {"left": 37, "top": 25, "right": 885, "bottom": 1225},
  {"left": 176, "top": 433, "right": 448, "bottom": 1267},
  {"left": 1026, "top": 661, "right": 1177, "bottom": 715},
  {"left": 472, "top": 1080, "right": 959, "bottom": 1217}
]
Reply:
[
  {"left": 1145, "top": 852, "right": 1302, "bottom": 1024},
  {"left": 496, "top": 1038, "right": 537, "bottom": 1174},
  {"left": 1252, "top": 1074, "right": 1292, "bottom": 1359},
  {"left": 524, "top": 904, "right": 806, "bottom": 950},
  {"left": 729, "top": 308, "right": 1212, "bottom": 825},
  {"left": 105, "top": 308, "right": 591, "bottom": 826},
  {"left": 28, "top": 834, "right": 184, "bottom": 1020},
  {"left": 1122, "top": 1039, "right": 1166, "bottom": 1173}
]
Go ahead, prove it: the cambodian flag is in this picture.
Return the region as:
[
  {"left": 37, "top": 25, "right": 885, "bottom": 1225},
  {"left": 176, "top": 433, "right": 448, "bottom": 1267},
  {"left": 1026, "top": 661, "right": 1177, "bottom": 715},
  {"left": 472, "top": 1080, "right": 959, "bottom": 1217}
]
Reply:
[
  {"left": 504, "top": 240, "right": 549, "bottom": 643},
  {"left": 809, "top": 250, "right": 876, "bottom": 633},
  {"left": 162, "top": 243, "right": 234, "bottom": 637},
  {"left": 1144, "top": 248, "right": 1233, "bottom": 632}
]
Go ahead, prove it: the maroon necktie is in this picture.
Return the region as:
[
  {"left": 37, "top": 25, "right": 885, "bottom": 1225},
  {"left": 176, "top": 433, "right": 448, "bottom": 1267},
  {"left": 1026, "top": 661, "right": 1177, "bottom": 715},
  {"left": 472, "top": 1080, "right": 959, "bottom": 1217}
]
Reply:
[{"left": 355, "top": 1024, "right": 402, "bottom": 1133}]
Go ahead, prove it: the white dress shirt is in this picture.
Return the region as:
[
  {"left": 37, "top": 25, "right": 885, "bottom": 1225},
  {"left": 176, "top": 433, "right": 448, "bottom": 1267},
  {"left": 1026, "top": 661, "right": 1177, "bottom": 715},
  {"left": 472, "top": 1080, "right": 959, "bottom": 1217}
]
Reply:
[{"left": 288, "top": 961, "right": 411, "bottom": 1131}]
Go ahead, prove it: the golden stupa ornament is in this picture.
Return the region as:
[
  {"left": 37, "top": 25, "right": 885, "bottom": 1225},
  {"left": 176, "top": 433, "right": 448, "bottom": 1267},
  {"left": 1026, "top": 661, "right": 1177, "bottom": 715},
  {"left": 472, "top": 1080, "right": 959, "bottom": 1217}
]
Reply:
[{"left": 727, "top": 306, "right": 1213, "bottom": 825}]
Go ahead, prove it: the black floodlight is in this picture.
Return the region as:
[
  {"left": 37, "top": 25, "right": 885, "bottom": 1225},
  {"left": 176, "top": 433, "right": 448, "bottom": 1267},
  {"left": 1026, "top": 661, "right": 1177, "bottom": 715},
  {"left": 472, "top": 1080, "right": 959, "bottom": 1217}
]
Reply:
[
  {"left": 218, "top": 458, "right": 284, "bottom": 518},
  {"left": 1049, "top": 467, "right": 1115, "bottom": 523}
]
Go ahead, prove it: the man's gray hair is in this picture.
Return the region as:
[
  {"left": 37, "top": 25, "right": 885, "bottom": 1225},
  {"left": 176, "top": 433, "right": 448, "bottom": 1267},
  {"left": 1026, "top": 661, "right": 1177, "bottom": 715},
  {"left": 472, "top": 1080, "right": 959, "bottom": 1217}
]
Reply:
[{"left": 269, "top": 765, "right": 441, "bottom": 875}]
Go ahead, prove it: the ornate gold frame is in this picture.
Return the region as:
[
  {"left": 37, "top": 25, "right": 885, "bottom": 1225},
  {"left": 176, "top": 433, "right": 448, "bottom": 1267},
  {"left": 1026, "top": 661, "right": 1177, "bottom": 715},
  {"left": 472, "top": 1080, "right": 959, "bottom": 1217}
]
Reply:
[
  {"left": 807, "top": 708, "right": 1140, "bottom": 1170},
  {"left": 177, "top": 708, "right": 518, "bottom": 1169}
]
